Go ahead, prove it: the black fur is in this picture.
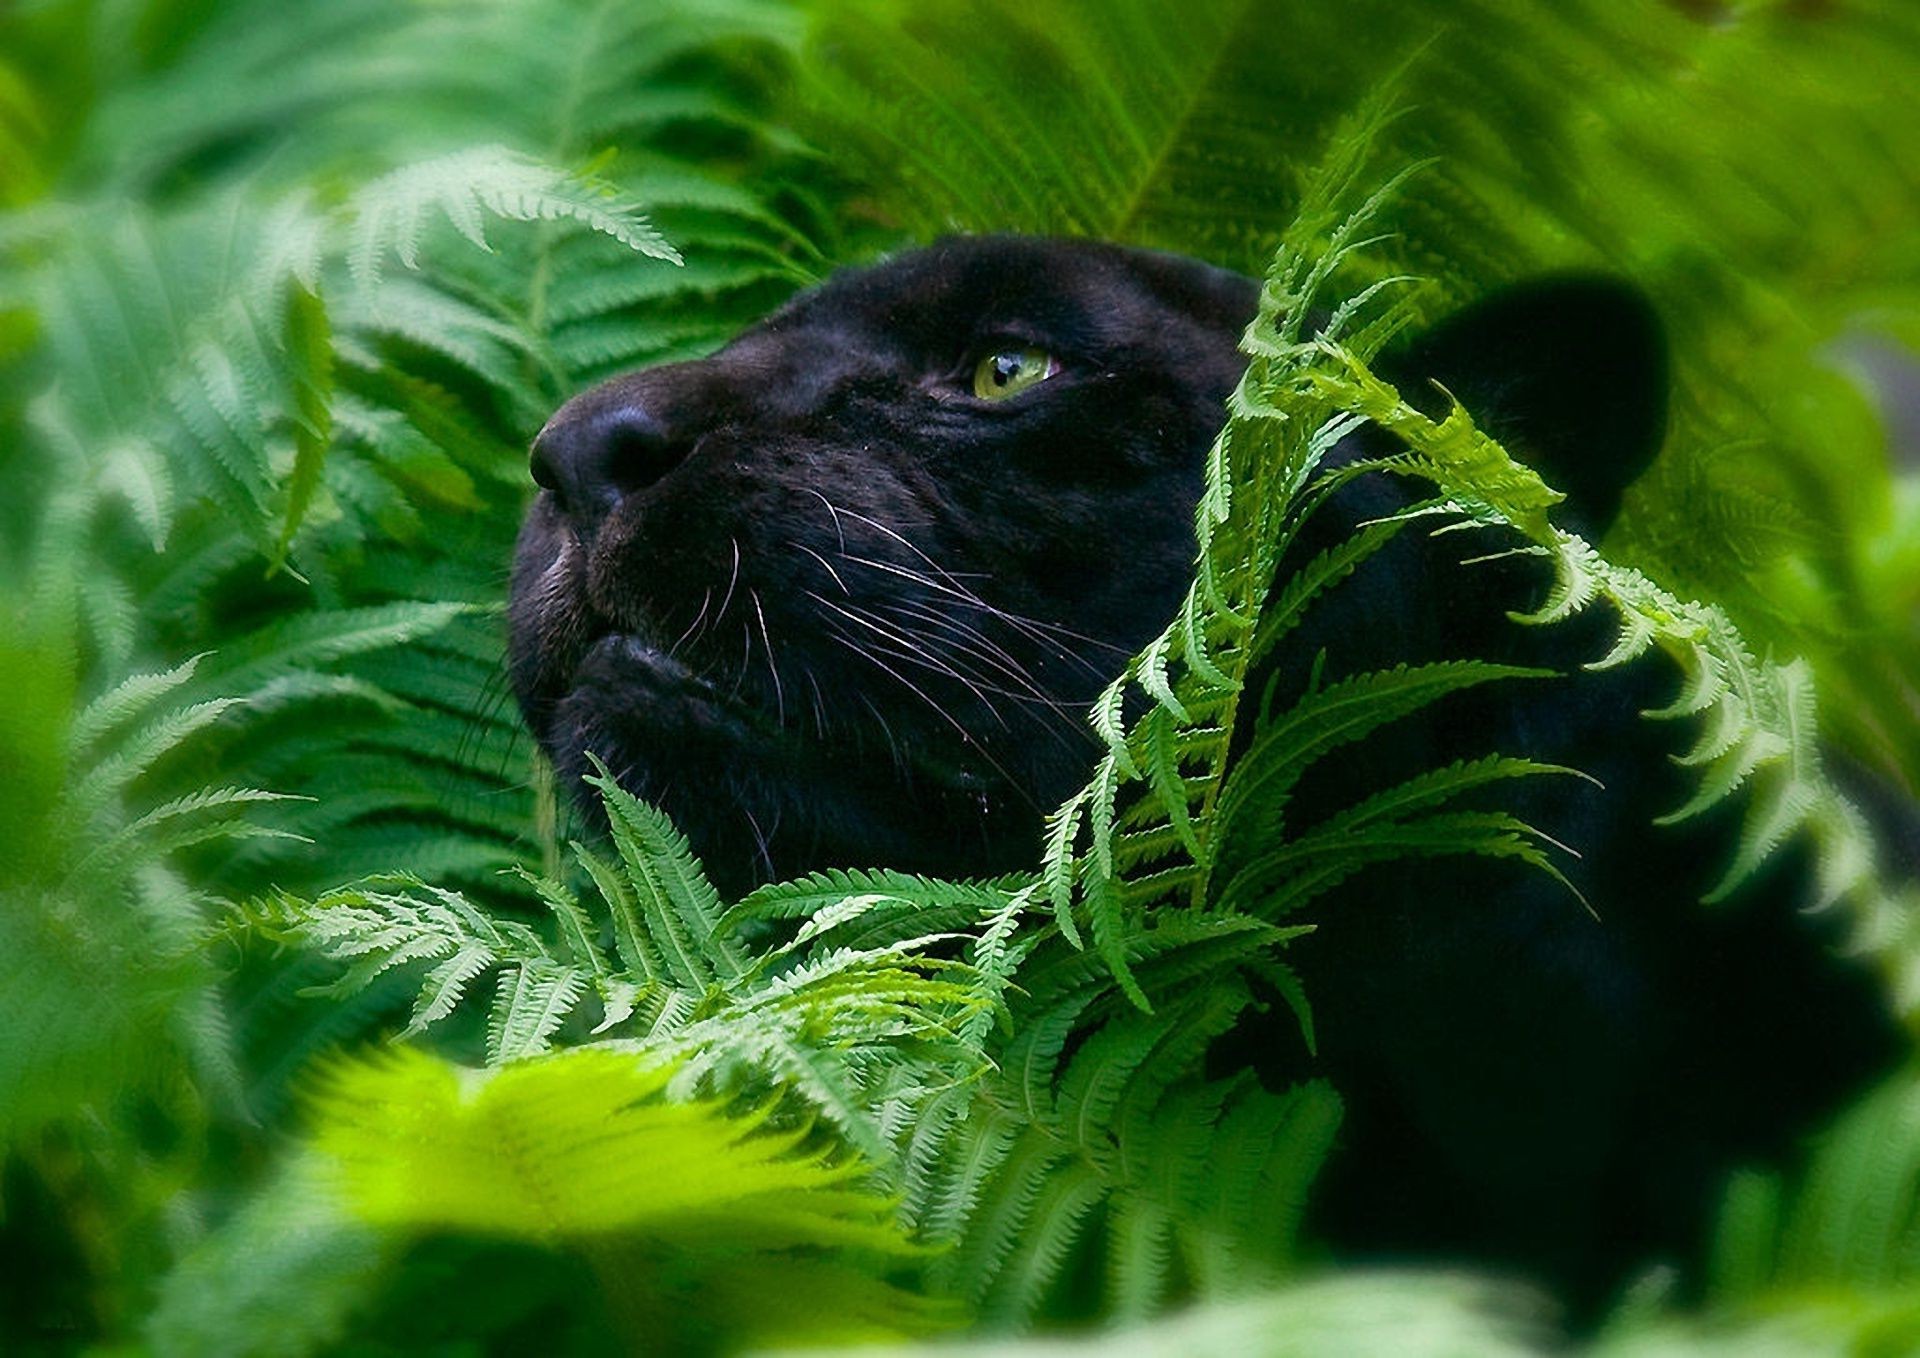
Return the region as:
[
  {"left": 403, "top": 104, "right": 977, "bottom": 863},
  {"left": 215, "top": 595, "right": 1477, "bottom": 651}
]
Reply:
[
  {"left": 510, "top": 237, "right": 1249, "bottom": 892},
  {"left": 508, "top": 236, "right": 1902, "bottom": 1308}
]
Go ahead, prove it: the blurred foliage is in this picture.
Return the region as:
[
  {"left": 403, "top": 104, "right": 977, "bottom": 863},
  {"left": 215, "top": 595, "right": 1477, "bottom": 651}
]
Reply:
[{"left": 1, "top": 0, "right": 1917, "bottom": 1353}]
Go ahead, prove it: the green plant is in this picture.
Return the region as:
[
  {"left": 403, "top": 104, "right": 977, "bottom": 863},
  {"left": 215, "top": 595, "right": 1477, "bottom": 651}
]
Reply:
[
  {"left": 236, "top": 136, "right": 1913, "bottom": 1349},
  {"left": 3, "top": 1, "right": 1917, "bottom": 1354}
]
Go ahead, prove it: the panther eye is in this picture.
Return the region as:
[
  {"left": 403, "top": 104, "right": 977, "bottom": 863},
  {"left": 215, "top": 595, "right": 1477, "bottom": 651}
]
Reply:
[{"left": 971, "top": 345, "right": 1058, "bottom": 401}]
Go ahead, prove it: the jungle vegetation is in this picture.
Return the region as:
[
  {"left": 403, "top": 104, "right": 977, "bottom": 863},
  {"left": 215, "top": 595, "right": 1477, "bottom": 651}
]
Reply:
[{"left": 2, "top": 1, "right": 1918, "bottom": 1353}]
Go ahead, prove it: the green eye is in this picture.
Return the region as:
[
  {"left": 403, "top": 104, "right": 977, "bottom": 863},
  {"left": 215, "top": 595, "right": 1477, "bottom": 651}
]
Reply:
[{"left": 972, "top": 345, "right": 1057, "bottom": 400}]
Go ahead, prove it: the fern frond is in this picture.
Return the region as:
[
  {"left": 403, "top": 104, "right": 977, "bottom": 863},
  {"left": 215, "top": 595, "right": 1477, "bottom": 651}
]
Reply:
[
  {"left": 1308, "top": 341, "right": 1920, "bottom": 1013},
  {"left": 68, "top": 697, "right": 247, "bottom": 823},
  {"left": 309, "top": 1043, "right": 923, "bottom": 1261},
  {"left": 69, "top": 651, "right": 209, "bottom": 754},
  {"left": 586, "top": 755, "right": 742, "bottom": 988},
  {"left": 1215, "top": 660, "right": 1551, "bottom": 857},
  {"left": 1710, "top": 1071, "right": 1920, "bottom": 1301},
  {"left": 487, "top": 959, "right": 590, "bottom": 1062},
  {"left": 507, "top": 865, "right": 613, "bottom": 981},
  {"left": 726, "top": 870, "right": 1021, "bottom": 934},
  {"left": 272, "top": 280, "right": 335, "bottom": 570},
  {"left": 345, "top": 146, "right": 680, "bottom": 287}
]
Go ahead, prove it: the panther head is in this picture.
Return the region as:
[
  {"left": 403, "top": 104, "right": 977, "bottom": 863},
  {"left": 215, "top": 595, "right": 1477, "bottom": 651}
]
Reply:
[{"left": 507, "top": 237, "right": 1256, "bottom": 894}]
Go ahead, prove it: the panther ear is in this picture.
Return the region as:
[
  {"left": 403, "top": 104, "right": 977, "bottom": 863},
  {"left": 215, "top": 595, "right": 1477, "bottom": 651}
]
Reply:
[{"left": 1384, "top": 277, "right": 1669, "bottom": 536}]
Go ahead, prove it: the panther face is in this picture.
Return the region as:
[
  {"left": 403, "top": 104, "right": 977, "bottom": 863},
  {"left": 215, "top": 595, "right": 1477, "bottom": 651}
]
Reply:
[{"left": 507, "top": 236, "right": 1256, "bottom": 892}]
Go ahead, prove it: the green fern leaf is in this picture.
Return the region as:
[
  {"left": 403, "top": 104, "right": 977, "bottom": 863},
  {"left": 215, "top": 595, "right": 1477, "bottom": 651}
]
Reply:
[
  {"left": 571, "top": 841, "right": 667, "bottom": 987},
  {"left": 724, "top": 868, "right": 1026, "bottom": 935},
  {"left": 507, "top": 865, "right": 612, "bottom": 981},
  {"left": 586, "top": 755, "right": 742, "bottom": 988},
  {"left": 68, "top": 697, "right": 246, "bottom": 823},
  {"left": 486, "top": 959, "right": 588, "bottom": 1062},
  {"left": 271, "top": 280, "right": 333, "bottom": 573},
  {"left": 1215, "top": 661, "right": 1552, "bottom": 854},
  {"left": 309, "top": 1044, "right": 905, "bottom": 1245},
  {"left": 68, "top": 652, "right": 209, "bottom": 754},
  {"left": 346, "top": 145, "right": 680, "bottom": 288},
  {"left": 406, "top": 943, "right": 496, "bottom": 1036}
]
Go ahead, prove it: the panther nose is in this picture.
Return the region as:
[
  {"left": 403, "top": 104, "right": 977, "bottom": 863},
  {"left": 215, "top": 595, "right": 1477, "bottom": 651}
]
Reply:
[{"left": 528, "top": 403, "right": 687, "bottom": 520}]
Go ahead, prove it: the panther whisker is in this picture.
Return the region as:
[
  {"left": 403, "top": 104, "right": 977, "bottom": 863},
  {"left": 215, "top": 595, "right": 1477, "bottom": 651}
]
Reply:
[
  {"left": 738, "top": 801, "right": 776, "bottom": 883},
  {"left": 810, "top": 592, "right": 1011, "bottom": 729},
  {"left": 836, "top": 550, "right": 1117, "bottom": 671},
  {"left": 824, "top": 626, "right": 1046, "bottom": 819},
  {"left": 885, "top": 599, "right": 1063, "bottom": 701},
  {"left": 447, "top": 664, "right": 538, "bottom": 825},
  {"left": 854, "top": 692, "right": 907, "bottom": 775},
  {"left": 750, "top": 587, "right": 787, "bottom": 727},
  {"left": 795, "top": 542, "right": 852, "bottom": 596},
  {"left": 823, "top": 626, "right": 986, "bottom": 744},
  {"left": 823, "top": 504, "right": 962, "bottom": 582},
  {"left": 732, "top": 620, "right": 755, "bottom": 702},
  {"left": 843, "top": 595, "right": 1040, "bottom": 700},
  {"left": 669, "top": 587, "right": 713, "bottom": 656},
  {"left": 882, "top": 601, "right": 1090, "bottom": 737},
  {"left": 804, "top": 487, "right": 850, "bottom": 554},
  {"left": 834, "top": 552, "right": 1022, "bottom": 622},
  {"left": 805, "top": 666, "right": 829, "bottom": 740},
  {"left": 714, "top": 536, "right": 743, "bottom": 629},
  {"left": 823, "top": 507, "right": 1117, "bottom": 653},
  {"left": 838, "top": 629, "right": 1081, "bottom": 774},
  {"left": 857, "top": 633, "right": 1043, "bottom": 712}
]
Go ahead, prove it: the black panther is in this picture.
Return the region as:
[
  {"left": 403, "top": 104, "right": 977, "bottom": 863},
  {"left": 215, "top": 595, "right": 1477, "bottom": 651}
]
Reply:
[{"left": 508, "top": 236, "right": 1903, "bottom": 1308}]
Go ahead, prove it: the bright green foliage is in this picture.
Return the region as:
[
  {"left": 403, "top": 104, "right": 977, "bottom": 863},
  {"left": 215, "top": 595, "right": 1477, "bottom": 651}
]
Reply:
[
  {"left": 261, "top": 780, "right": 1345, "bottom": 1326},
  {"left": 0, "top": 2, "right": 826, "bottom": 1346},
  {"left": 245, "top": 859, "right": 990, "bottom": 1154},
  {"left": 346, "top": 145, "right": 682, "bottom": 285},
  {"left": 311, "top": 1045, "right": 897, "bottom": 1240},
  {"left": 1034, "top": 119, "right": 1585, "bottom": 1015},
  {"left": 1711, "top": 1070, "right": 1920, "bottom": 1304},
  {"left": 3, "top": 0, "right": 1918, "bottom": 1353},
  {"left": 155, "top": 1047, "right": 947, "bottom": 1355},
  {"left": 0, "top": 0, "right": 828, "bottom": 917}
]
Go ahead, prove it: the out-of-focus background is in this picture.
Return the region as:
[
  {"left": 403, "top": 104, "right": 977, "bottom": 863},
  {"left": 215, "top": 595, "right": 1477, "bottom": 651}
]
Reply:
[{"left": 1, "top": 1, "right": 1916, "bottom": 1353}]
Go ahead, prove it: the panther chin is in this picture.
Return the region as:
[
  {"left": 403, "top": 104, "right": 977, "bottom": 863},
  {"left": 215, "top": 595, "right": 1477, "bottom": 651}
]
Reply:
[
  {"left": 559, "top": 634, "right": 768, "bottom": 762},
  {"left": 542, "top": 622, "right": 1036, "bottom": 896}
]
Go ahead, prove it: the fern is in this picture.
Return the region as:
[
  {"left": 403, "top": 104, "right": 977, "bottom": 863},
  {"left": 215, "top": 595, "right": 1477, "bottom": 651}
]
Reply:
[
  {"left": 0, "top": 545, "right": 323, "bottom": 1350},
  {"left": 0, "top": 7, "right": 831, "bottom": 1345},
  {"left": 1306, "top": 341, "right": 1920, "bottom": 1016},
  {"left": 305, "top": 1043, "right": 946, "bottom": 1348},
  {"left": 7, "top": 0, "right": 1918, "bottom": 1350},
  {"left": 247, "top": 763, "right": 1333, "bottom": 1319},
  {"left": 345, "top": 145, "right": 680, "bottom": 286},
  {"left": 1713, "top": 1080, "right": 1920, "bottom": 1300},
  {"left": 242, "top": 785, "right": 995, "bottom": 1154},
  {"left": 1026, "top": 117, "right": 1581, "bottom": 1038},
  {"left": 805, "top": 0, "right": 1311, "bottom": 261},
  {"left": 243, "top": 131, "right": 1910, "bottom": 1331}
]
